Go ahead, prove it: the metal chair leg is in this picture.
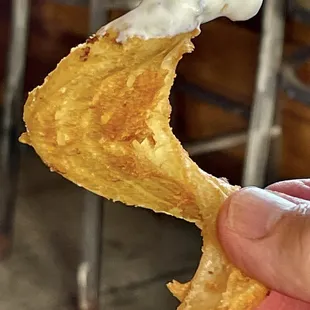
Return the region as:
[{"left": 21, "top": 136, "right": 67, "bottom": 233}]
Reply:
[
  {"left": 0, "top": 0, "right": 30, "bottom": 260},
  {"left": 242, "top": 0, "right": 285, "bottom": 187},
  {"left": 77, "top": 1, "right": 108, "bottom": 309},
  {"left": 78, "top": 192, "right": 104, "bottom": 310}
]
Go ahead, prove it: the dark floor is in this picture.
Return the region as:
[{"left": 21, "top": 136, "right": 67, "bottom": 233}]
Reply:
[{"left": 0, "top": 149, "right": 202, "bottom": 310}]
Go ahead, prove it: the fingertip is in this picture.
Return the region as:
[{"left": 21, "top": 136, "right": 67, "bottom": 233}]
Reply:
[
  {"left": 216, "top": 188, "right": 258, "bottom": 274},
  {"left": 217, "top": 187, "right": 248, "bottom": 227},
  {"left": 217, "top": 187, "right": 251, "bottom": 241},
  {"left": 217, "top": 189, "right": 237, "bottom": 244},
  {"left": 217, "top": 188, "right": 310, "bottom": 303},
  {"left": 256, "top": 291, "right": 310, "bottom": 310},
  {"left": 266, "top": 179, "right": 310, "bottom": 200}
]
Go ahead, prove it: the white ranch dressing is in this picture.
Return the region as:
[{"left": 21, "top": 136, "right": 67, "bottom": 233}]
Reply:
[{"left": 97, "top": 0, "right": 263, "bottom": 42}]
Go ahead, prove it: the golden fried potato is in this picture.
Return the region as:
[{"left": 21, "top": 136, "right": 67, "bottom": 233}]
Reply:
[{"left": 20, "top": 29, "right": 267, "bottom": 309}]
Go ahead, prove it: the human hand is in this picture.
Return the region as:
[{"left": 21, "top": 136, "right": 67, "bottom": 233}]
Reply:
[{"left": 217, "top": 179, "right": 310, "bottom": 309}]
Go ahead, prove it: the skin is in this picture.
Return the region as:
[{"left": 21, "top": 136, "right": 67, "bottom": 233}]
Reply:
[{"left": 217, "top": 179, "right": 310, "bottom": 310}]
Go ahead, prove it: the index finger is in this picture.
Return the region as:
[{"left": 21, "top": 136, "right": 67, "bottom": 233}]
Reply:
[{"left": 266, "top": 179, "right": 310, "bottom": 200}]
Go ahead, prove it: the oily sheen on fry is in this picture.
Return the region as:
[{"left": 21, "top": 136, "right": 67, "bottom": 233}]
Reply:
[{"left": 20, "top": 30, "right": 267, "bottom": 309}]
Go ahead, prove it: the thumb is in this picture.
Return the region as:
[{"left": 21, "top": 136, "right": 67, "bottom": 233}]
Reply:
[{"left": 217, "top": 187, "right": 310, "bottom": 303}]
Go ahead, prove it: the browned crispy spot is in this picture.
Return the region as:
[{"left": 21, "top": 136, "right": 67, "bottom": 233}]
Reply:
[
  {"left": 80, "top": 46, "right": 91, "bottom": 61},
  {"left": 86, "top": 35, "right": 99, "bottom": 44},
  {"left": 91, "top": 70, "right": 164, "bottom": 143}
]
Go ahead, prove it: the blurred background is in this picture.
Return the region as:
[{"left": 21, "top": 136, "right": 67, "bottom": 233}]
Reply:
[{"left": 0, "top": 0, "right": 309, "bottom": 309}]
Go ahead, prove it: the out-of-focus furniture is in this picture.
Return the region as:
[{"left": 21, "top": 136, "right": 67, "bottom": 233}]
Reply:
[
  {"left": 180, "top": 0, "right": 285, "bottom": 187},
  {"left": 0, "top": 0, "right": 30, "bottom": 260},
  {"left": 177, "top": 0, "right": 310, "bottom": 182}
]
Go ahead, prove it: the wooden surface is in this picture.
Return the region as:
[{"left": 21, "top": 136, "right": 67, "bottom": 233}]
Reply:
[{"left": 1, "top": 1, "right": 310, "bottom": 182}]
